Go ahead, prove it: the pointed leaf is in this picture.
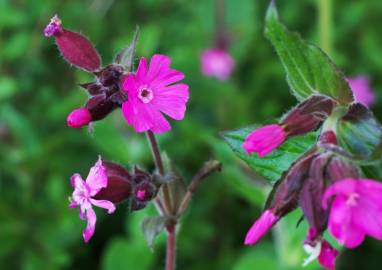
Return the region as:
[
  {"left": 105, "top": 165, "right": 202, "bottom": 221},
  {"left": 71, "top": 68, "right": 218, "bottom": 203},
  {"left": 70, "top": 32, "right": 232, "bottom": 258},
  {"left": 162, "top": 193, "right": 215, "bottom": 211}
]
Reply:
[
  {"left": 222, "top": 125, "right": 318, "bottom": 183},
  {"left": 115, "top": 26, "right": 140, "bottom": 71},
  {"left": 141, "top": 216, "right": 166, "bottom": 249},
  {"left": 265, "top": 1, "right": 353, "bottom": 104}
]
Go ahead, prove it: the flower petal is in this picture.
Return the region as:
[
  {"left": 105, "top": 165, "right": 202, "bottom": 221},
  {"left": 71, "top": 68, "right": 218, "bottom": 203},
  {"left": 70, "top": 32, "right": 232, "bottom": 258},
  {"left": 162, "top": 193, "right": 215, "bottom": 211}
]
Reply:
[
  {"left": 83, "top": 207, "right": 96, "bottom": 243},
  {"left": 322, "top": 179, "right": 357, "bottom": 209},
  {"left": 147, "top": 54, "right": 171, "bottom": 82},
  {"left": 70, "top": 173, "right": 84, "bottom": 188},
  {"left": 136, "top": 57, "right": 148, "bottom": 82},
  {"left": 152, "top": 84, "right": 189, "bottom": 120},
  {"left": 86, "top": 157, "right": 108, "bottom": 196},
  {"left": 90, "top": 199, "right": 116, "bottom": 214},
  {"left": 244, "top": 210, "right": 278, "bottom": 245}
]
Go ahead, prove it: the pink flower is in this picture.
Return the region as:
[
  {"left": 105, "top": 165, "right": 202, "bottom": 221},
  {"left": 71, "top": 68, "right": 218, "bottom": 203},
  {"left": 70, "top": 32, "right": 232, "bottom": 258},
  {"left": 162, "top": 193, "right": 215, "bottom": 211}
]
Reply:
[
  {"left": 201, "top": 48, "right": 235, "bottom": 80},
  {"left": 69, "top": 157, "right": 116, "bottom": 242},
  {"left": 44, "top": 15, "right": 62, "bottom": 37},
  {"left": 323, "top": 178, "right": 382, "bottom": 248},
  {"left": 303, "top": 228, "right": 339, "bottom": 270},
  {"left": 67, "top": 108, "right": 92, "bottom": 128},
  {"left": 121, "top": 54, "right": 189, "bottom": 133},
  {"left": 242, "top": 124, "right": 287, "bottom": 157},
  {"left": 244, "top": 209, "right": 279, "bottom": 245},
  {"left": 347, "top": 76, "right": 375, "bottom": 107}
]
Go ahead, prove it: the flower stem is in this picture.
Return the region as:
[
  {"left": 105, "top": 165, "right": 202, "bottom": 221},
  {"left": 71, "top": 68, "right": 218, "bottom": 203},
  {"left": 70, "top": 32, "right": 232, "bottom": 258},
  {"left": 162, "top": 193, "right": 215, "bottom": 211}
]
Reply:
[
  {"left": 318, "top": 0, "right": 332, "bottom": 56},
  {"left": 165, "top": 222, "right": 177, "bottom": 270},
  {"left": 146, "top": 131, "right": 165, "bottom": 175}
]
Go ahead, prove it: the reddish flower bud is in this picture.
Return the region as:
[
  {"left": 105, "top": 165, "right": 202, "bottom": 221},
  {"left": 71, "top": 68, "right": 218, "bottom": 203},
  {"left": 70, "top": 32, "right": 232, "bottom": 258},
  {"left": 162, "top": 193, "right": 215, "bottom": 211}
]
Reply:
[
  {"left": 85, "top": 95, "right": 117, "bottom": 121},
  {"left": 134, "top": 181, "right": 158, "bottom": 202},
  {"left": 93, "top": 161, "right": 132, "bottom": 204},
  {"left": 97, "top": 64, "right": 124, "bottom": 87},
  {"left": 326, "top": 156, "right": 360, "bottom": 183},
  {"left": 67, "top": 108, "right": 92, "bottom": 128},
  {"left": 282, "top": 95, "right": 336, "bottom": 136},
  {"left": 44, "top": 15, "right": 101, "bottom": 72}
]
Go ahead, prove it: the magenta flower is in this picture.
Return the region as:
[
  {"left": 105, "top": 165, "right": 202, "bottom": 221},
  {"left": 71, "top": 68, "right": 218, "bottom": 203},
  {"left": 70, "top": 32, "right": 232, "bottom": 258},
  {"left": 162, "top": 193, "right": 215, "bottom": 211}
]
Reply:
[
  {"left": 67, "top": 108, "right": 92, "bottom": 128},
  {"left": 121, "top": 54, "right": 189, "bottom": 133},
  {"left": 242, "top": 124, "right": 287, "bottom": 157},
  {"left": 347, "top": 76, "right": 376, "bottom": 107},
  {"left": 244, "top": 209, "right": 279, "bottom": 245},
  {"left": 69, "top": 157, "right": 116, "bottom": 242},
  {"left": 201, "top": 48, "right": 235, "bottom": 80},
  {"left": 323, "top": 178, "right": 382, "bottom": 248}
]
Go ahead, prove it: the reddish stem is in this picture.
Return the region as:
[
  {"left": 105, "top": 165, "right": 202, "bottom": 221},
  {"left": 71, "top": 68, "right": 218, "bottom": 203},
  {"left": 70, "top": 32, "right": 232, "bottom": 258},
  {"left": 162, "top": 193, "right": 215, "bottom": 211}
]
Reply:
[{"left": 165, "top": 223, "right": 176, "bottom": 270}]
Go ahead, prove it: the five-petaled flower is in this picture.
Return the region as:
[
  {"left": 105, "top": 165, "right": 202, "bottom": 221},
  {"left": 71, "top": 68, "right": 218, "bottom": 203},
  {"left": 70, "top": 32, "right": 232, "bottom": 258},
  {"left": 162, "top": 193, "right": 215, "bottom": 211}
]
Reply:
[
  {"left": 201, "top": 48, "right": 235, "bottom": 81},
  {"left": 242, "top": 124, "right": 287, "bottom": 157},
  {"left": 69, "top": 157, "right": 116, "bottom": 242},
  {"left": 121, "top": 54, "right": 189, "bottom": 133},
  {"left": 323, "top": 178, "right": 382, "bottom": 248}
]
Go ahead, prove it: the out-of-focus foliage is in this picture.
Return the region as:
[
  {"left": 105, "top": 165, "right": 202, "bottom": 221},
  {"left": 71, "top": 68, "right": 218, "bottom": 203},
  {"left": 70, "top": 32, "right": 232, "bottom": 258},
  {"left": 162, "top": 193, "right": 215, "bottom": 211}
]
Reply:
[{"left": 1, "top": 0, "right": 382, "bottom": 269}]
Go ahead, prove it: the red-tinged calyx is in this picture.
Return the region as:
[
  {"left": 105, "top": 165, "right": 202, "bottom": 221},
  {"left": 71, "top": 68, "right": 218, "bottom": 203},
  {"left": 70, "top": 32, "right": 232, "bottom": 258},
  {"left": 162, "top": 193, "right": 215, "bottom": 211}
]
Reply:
[{"left": 44, "top": 15, "right": 101, "bottom": 72}]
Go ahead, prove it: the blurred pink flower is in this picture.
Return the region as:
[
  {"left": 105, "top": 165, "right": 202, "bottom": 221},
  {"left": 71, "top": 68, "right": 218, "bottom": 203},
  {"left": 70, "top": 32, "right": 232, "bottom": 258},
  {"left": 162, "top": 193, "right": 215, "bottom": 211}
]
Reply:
[
  {"left": 67, "top": 108, "right": 92, "bottom": 128},
  {"left": 121, "top": 54, "right": 189, "bottom": 133},
  {"left": 69, "top": 157, "right": 116, "bottom": 242},
  {"left": 347, "top": 76, "right": 376, "bottom": 107},
  {"left": 201, "top": 48, "right": 235, "bottom": 80},
  {"left": 242, "top": 124, "right": 287, "bottom": 157},
  {"left": 244, "top": 209, "right": 278, "bottom": 245},
  {"left": 323, "top": 178, "right": 382, "bottom": 248}
]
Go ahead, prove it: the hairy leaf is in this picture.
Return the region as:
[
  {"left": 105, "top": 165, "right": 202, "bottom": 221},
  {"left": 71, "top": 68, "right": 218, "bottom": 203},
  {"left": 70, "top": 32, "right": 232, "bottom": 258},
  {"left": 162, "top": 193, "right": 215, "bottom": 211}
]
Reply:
[
  {"left": 222, "top": 125, "right": 318, "bottom": 183},
  {"left": 265, "top": 1, "right": 353, "bottom": 104},
  {"left": 141, "top": 216, "right": 167, "bottom": 249}
]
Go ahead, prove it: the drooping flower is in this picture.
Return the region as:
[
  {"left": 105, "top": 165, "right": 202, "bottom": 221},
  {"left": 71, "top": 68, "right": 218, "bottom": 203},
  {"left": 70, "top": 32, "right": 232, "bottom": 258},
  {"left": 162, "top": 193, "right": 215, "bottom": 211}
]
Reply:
[
  {"left": 303, "top": 228, "right": 339, "bottom": 270},
  {"left": 67, "top": 108, "right": 92, "bottom": 128},
  {"left": 201, "top": 48, "right": 235, "bottom": 80},
  {"left": 121, "top": 54, "right": 189, "bottom": 133},
  {"left": 244, "top": 209, "right": 279, "bottom": 245},
  {"left": 242, "top": 124, "right": 287, "bottom": 157},
  {"left": 347, "top": 76, "right": 375, "bottom": 107},
  {"left": 323, "top": 178, "right": 382, "bottom": 248},
  {"left": 69, "top": 157, "right": 116, "bottom": 242}
]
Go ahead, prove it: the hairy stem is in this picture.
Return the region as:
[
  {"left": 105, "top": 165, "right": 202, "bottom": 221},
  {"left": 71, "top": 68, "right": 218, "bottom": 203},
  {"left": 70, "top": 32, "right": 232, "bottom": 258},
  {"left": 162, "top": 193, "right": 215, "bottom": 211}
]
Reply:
[
  {"left": 165, "top": 222, "right": 177, "bottom": 270},
  {"left": 319, "top": 0, "right": 332, "bottom": 56}
]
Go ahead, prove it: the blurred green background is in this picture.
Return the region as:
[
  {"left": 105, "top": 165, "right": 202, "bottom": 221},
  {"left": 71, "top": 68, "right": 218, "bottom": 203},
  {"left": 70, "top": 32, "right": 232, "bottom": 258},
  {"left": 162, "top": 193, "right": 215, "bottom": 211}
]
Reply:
[{"left": 1, "top": 0, "right": 382, "bottom": 269}]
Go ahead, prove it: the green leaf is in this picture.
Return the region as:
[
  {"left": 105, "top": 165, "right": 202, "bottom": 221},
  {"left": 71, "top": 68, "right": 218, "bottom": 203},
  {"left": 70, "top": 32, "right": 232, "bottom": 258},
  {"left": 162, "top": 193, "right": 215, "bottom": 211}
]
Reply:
[
  {"left": 265, "top": 1, "right": 353, "bottom": 104},
  {"left": 140, "top": 216, "right": 167, "bottom": 249},
  {"left": 222, "top": 125, "right": 318, "bottom": 183},
  {"left": 336, "top": 103, "right": 382, "bottom": 161},
  {"left": 114, "top": 26, "right": 140, "bottom": 71}
]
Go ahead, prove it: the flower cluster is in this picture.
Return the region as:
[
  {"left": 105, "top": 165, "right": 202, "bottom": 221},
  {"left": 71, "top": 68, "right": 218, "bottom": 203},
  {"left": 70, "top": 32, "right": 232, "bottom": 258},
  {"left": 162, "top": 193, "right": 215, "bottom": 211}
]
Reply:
[{"left": 44, "top": 15, "right": 189, "bottom": 134}]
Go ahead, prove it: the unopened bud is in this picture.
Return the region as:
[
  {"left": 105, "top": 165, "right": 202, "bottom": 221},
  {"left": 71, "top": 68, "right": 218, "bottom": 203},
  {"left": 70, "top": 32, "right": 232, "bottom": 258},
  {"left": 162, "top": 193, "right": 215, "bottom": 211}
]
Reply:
[{"left": 67, "top": 108, "right": 92, "bottom": 128}]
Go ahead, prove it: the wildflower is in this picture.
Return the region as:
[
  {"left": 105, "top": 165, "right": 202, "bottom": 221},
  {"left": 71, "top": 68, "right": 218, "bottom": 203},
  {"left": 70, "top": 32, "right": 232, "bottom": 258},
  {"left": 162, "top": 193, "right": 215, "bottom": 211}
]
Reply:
[
  {"left": 323, "top": 178, "right": 382, "bottom": 248},
  {"left": 121, "top": 54, "right": 189, "bottom": 133},
  {"left": 69, "top": 157, "right": 116, "bottom": 242},
  {"left": 347, "top": 76, "right": 375, "bottom": 107},
  {"left": 242, "top": 124, "right": 287, "bottom": 157},
  {"left": 201, "top": 48, "right": 235, "bottom": 80},
  {"left": 67, "top": 108, "right": 92, "bottom": 128}
]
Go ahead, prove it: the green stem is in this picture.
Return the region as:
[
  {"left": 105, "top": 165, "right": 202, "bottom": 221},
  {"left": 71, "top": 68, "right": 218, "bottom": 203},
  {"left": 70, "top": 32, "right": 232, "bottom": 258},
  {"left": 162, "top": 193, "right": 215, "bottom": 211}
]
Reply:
[{"left": 318, "top": 0, "right": 332, "bottom": 56}]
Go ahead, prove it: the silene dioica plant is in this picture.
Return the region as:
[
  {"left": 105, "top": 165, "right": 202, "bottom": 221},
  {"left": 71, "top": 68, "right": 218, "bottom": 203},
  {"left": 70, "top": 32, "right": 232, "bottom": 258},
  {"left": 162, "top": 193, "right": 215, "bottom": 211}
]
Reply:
[
  {"left": 44, "top": 14, "right": 222, "bottom": 270},
  {"left": 44, "top": 1, "right": 382, "bottom": 269}
]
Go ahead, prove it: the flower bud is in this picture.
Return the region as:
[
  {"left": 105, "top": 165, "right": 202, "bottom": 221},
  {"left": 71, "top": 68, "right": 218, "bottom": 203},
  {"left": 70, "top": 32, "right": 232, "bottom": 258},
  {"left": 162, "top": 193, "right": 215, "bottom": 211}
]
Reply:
[
  {"left": 80, "top": 82, "right": 107, "bottom": 96},
  {"left": 282, "top": 95, "right": 336, "bottom": 136},
  {"left": 67, "top": 108, "right": 92, "bottom": 128},
  {"left": 93, "top": 161, "right": 132, "bottom": 204},
  {"left": 97, "top": 64, "right": 124, "bottom": 87},
  {"left": 134, "top": 181, "right": 158, "bottom": 202},
  {"left": 44, "top": 15, "right": 101, "bottom": 72},
  {"left": 85, "top": 95, "right": 117, "bottom": 121},
  {"left": 326, "top": 156, "right": 360, "bottom": 183}
]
